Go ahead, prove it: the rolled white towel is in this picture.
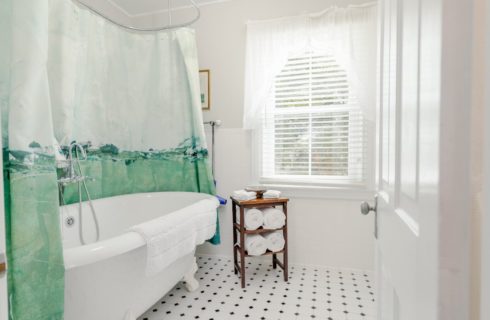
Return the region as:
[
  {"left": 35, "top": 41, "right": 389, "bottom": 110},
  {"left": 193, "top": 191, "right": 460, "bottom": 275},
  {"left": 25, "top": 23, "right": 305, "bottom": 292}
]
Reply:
[
  {"left": 244, "top": 234, "right": 267, "bottom": 256},
  {"left": 263, "top": 190, "right": 281, "bottom": 199},
  {"left": 264, "top": 231, "right": 286, "bottom": 252},
  {"left": 237, "top": 208, "right": 264, "bottom": 230},
  {"left": 233, "top": 190, "right": 256, "bottom": 201},
  {"left": 262, "top": 208, "right": 286, "bottom": 229}
]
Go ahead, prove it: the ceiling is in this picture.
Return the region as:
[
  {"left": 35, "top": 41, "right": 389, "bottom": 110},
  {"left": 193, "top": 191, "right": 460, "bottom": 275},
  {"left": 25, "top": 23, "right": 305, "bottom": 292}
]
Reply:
[{"left": 109, "top": 0, "right": 226, "bottom": 16}]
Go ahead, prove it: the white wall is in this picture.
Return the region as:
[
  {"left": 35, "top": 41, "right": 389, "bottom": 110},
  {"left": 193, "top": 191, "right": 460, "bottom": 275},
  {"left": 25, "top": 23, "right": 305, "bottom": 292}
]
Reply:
[
  {"left": 198, "top": 128, "right": 375, "bottom": 269},
  {"left": 140, "top": 0, "right": 376, "bottom": 270},
  {"left": 78, "top": 0, "right": 376, "bottom": 270},
  {"left": 133, "top": 0, "right": 372, "bottom": 129}
]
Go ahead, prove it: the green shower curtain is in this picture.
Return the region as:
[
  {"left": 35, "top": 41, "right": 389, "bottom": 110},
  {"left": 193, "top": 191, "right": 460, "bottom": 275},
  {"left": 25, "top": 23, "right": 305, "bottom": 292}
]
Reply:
[{"left": 0, "top": 0, "right": 218, "bottom": 319}]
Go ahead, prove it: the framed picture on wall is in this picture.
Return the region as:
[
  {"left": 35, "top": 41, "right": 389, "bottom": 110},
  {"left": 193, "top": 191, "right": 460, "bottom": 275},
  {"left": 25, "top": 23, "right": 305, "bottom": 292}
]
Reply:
[{"left": 199, "top": 69, "right": 211, "bottom": 110}]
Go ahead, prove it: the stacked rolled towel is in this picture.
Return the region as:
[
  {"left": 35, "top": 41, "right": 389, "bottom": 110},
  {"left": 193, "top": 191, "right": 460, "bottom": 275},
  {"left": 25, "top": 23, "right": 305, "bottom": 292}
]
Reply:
[
  {"left": 264, "top": 231, "right": 286, "bottom": 252},
  {"left": 262, "top": 208, "right": 286, "bottom": 229},
  {"left": 233, "top": 189, "right": 256, "bottom": 201},
  {"left": 263, "top": 190, "right": 281, "bottom": 199},
  {"left": 237, "top": 208, "right": 264, "bottom": 230},
  {"left": 244, "top": 234, "right": 267, "bottom": 256}
]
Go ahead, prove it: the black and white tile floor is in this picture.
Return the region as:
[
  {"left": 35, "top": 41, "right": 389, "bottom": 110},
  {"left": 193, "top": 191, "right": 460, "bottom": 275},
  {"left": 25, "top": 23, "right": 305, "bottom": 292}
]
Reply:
[{"left": 139, "top": 255, "right": 376, "bottom": 320}]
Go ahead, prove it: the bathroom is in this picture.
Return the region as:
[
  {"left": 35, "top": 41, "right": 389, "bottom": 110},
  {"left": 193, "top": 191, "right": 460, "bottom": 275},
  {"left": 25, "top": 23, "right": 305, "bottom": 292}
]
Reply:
[{"left": 0, "top": 0, "right": 488, "bottom": 319}]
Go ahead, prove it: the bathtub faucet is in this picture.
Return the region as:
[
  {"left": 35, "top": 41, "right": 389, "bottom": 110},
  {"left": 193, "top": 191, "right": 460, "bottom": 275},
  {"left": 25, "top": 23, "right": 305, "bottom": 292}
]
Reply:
[
  {"left": 58, "top": 142, "right": 94, "bottom": 186},
  {"left": 58, "top": 142, "right": 100, "bottom": 245},
  {"left": 69, "top": 143, "right": 86, "bottom": 177}
]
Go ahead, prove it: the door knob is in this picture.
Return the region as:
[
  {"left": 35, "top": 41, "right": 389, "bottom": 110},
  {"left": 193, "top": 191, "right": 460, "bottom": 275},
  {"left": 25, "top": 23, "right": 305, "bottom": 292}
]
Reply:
[
  {"left": 360, "top": 195, "right": 377, "bottom": 215},
  {"left": 360, "top": 195, "right": 378, "bottom": 238},
  {"left": 361, "top": 195, "right": 378, "bottom": 239},
  {"left": 360, "top": 201, "right": 376, "bottom": 215}
]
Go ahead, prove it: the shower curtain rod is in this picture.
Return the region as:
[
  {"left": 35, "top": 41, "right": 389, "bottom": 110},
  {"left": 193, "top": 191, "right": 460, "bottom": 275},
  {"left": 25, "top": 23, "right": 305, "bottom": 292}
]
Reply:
[{"left": 71, "top": 0, "right": 201, "bottom": 32}]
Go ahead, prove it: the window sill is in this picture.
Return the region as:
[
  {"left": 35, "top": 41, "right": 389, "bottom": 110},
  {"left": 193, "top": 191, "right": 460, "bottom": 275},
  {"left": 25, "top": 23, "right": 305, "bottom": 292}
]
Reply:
[{"left": 258, "top": 183, "right": 375, "bottom": 201}]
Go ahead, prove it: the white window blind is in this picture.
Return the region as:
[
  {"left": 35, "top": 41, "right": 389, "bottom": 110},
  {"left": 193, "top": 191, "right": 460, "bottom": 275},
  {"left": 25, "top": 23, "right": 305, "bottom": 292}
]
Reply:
[{"left": 261, "top": 53, "right": 366, "bottom": 185}]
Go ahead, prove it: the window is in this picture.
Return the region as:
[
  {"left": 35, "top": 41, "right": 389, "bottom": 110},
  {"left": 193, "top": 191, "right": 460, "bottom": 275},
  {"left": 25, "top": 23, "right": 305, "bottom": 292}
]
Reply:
[{"left": 261, "top": 53, "right": 365, "bottom": 186}]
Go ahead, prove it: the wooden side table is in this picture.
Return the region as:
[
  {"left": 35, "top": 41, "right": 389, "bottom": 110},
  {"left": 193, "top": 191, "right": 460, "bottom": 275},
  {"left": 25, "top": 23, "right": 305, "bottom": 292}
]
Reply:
[{"left": 231, "top": 197, "right": 289, "bottom": 288}]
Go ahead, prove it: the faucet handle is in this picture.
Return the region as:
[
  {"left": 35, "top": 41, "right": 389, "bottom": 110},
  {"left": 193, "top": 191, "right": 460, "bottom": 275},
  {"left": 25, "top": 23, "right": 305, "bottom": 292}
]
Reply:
[
  {"left": 70, "top": 142, "right": 87, "bottom": 160},
  {"left": 77, "top": 144, "right": 87, "bottom": 160}
]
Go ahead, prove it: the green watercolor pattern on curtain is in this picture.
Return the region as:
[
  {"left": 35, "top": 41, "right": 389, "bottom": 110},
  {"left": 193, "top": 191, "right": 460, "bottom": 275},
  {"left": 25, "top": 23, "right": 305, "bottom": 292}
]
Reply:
[
  {"left": 4, "top": 152, "right": 65, "bottom": 320},
  {"left": 59, "top": 139, "right": 215, "bottom": 204}
]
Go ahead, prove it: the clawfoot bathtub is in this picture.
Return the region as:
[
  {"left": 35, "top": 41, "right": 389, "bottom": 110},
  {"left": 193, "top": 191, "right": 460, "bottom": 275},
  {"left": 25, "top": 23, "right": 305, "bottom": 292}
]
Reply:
[{"left": 59, "top": 192, "right": 218, "bottom": 320}]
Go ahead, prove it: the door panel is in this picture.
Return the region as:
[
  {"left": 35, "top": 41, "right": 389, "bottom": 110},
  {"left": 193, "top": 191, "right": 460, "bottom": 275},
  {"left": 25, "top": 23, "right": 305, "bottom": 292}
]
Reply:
[
  {"left": 380, "top": 0, "right": 392, "bottom": 190},
  {"left": 376, "top": 0, "right": 439, "bottom": 319},
  {"left": 386, "top": 0, "right": 397, "bottom": 198},
  {"left": 399, "top": 0, "right": 420, "bottom": 203},
  {"left": 376, "top": 0, "right": 476, "bottom": 318}
]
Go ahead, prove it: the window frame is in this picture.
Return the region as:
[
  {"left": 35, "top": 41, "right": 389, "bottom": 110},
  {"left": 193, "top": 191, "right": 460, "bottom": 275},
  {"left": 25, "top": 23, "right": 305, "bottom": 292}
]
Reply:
[
  {"left": 252, "top": 52, "right": 376, "bottom": 192},
  {"left": 251, "top": 128, "right": 376, "bottom": 200}
]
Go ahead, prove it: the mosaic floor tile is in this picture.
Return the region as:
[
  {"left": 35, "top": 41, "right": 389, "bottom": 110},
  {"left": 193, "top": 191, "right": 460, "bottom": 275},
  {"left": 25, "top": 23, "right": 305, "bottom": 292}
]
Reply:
[{"left": 139, "top": 255, "right": 376, "bottom": 320}]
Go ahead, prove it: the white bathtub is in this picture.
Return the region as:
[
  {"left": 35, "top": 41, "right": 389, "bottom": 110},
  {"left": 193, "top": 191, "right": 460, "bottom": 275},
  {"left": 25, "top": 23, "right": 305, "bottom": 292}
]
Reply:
[{"left": 60, "top": 192, "right": 219, "bottom": 320}]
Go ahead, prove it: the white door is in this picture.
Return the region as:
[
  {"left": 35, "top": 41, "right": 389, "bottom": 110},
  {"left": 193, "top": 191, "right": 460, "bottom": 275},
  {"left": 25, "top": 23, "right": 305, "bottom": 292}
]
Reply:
[
  {"left": 375, "top": 0, "right": 436, "bottom": 318},
  {"left": 369, "top": 0, "right": 474, "bottom": 319}
]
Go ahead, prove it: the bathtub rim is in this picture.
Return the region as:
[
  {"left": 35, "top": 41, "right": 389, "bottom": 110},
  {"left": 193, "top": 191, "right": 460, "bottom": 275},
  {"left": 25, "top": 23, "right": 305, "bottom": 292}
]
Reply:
[
  {"left": 63, "top": 232, "right": 144, "bottom": 269},
  {"left": 62, "top": 191, "right": 218, "bottom": 270}
]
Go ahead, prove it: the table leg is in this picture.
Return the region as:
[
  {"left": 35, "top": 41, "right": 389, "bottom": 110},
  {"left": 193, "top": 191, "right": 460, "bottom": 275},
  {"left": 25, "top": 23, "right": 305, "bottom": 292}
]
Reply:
[
  {"left": 239, "top": 207, "right": 246, "bottom": 288},
  {"left": 283, "top": 203, "right": 288, "bottom": 282},
  {"left": 272, "top": 253, "right": 277, "bottom": 269},
  {"left": 232, "top": 203, "right": 238, "bottom": 274}
]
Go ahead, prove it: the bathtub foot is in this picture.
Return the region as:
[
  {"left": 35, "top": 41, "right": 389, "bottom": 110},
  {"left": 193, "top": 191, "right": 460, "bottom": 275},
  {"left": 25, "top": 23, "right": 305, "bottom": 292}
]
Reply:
[{"left": 184, "top": 257, "right": 199, "bottom": 292}]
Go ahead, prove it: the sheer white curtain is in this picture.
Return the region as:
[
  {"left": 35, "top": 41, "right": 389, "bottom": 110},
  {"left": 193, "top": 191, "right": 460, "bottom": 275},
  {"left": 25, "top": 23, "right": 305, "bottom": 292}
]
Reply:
[{"left": 243, "top": 3, "right": 378, "bottom": 129}]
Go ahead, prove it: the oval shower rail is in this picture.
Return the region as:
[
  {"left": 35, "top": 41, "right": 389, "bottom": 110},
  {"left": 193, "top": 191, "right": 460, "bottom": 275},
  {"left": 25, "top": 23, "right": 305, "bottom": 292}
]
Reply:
[{"left": 71, "top": 0, "right": 201, "bottom": 32}]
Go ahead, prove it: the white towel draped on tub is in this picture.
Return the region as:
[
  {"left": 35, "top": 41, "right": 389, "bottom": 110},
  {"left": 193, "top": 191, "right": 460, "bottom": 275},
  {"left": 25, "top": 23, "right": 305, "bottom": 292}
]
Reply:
[
  {"left": 262, "top": 208, "right": 286, "bottom": 229},
  {"left": 237, "top": 208, "right": 264, "bottom": 230},
  {"left": 130, "top": 197, "right": 219, "bottom": 277},
  {"left": 264, "top": 231, "right": 285, "bottom": 252},
  {"left": 244, "top": 235, "right": 267, "bottom": 256}
]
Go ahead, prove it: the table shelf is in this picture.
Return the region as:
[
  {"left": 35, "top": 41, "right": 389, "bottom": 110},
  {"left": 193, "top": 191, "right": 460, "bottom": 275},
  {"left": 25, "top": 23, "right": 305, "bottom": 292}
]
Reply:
[
  {"left": 233, "top": 223, "right": 285, "bottom": 234},
  {"left": 234, "top": 243, "right": 285, "bottom": 257}
]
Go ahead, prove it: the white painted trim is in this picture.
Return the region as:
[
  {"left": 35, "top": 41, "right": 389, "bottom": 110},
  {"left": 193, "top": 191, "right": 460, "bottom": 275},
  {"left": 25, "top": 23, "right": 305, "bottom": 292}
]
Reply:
[
  {"left": 260, "top": 184, "right": 375, "bottom": 201},
  {"left": 251, "top": 130, "right": 375, "bottom": 201},
  {"left": 481, "top": 0, "right": 490, "bottom": 316},
  {"left": 438, "top": 0, "right": 474, "bottom": 318},
  {"left": 196, "top": 253, "right": 374, "bottom": 273},
  {"left": 250, "top": 120, "right": 377, "bottom": 198},
  {"left": 249, "top": 126, "right": 375, "bottom": 201}
]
